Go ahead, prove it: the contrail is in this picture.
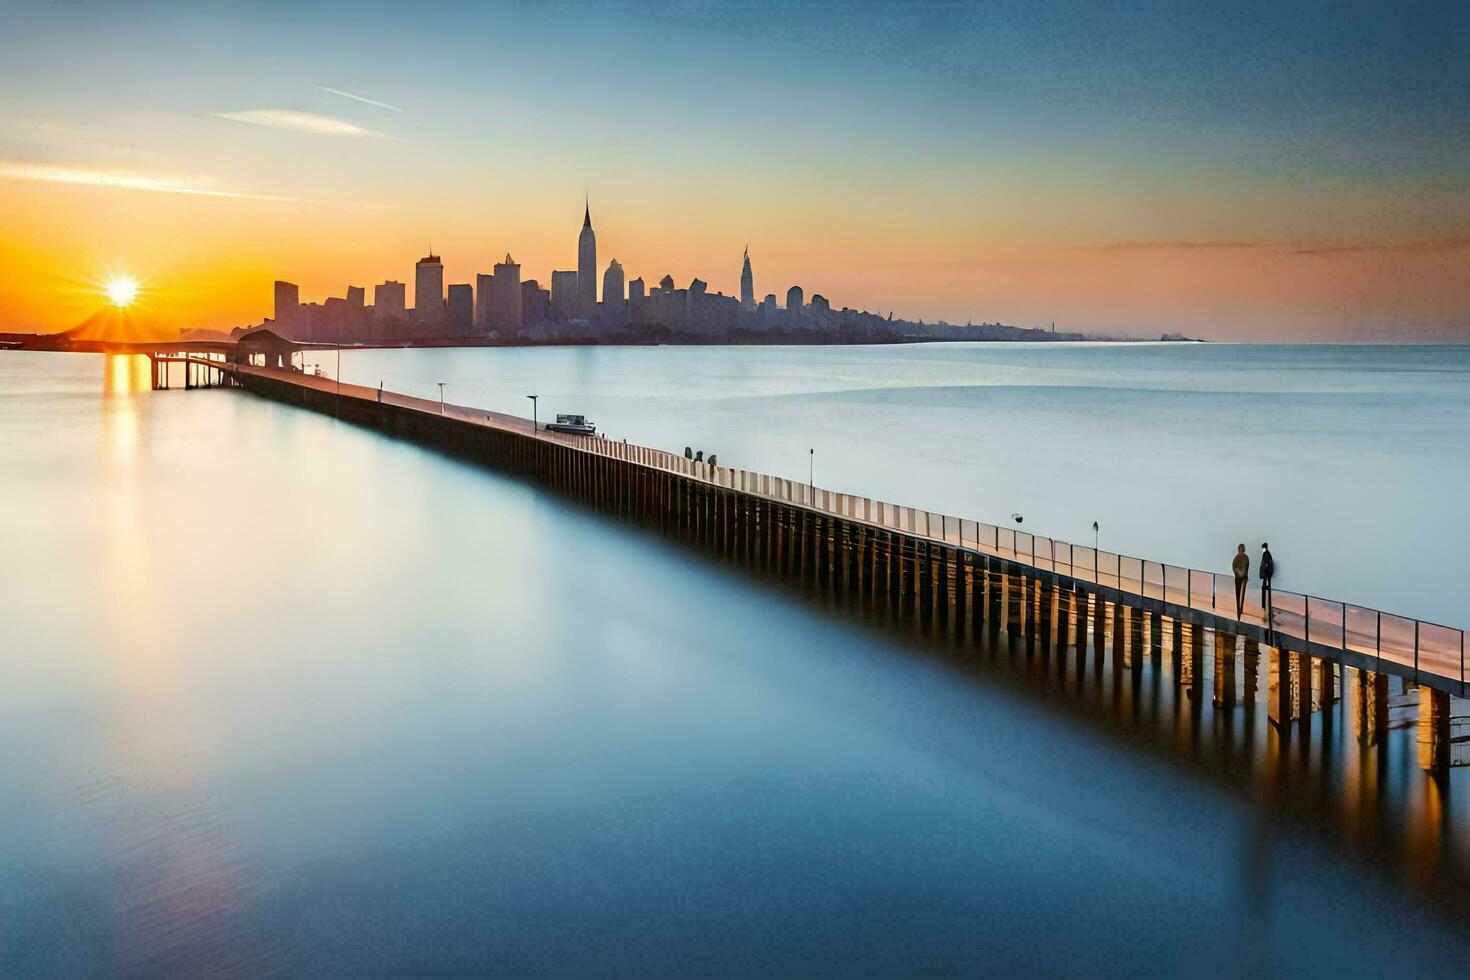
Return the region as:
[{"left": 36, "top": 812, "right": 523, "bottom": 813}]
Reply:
[{"left": 319, "top": 86, "right": 403, "bottom": 112}]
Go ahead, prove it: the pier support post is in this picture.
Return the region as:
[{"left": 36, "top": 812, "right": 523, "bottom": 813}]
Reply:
[
  {"left": 1006, "top": 571, "right": 1023, "bottom": 639},
  {"left": 1183, "top": 624, "right": 1204, "bottom": 693},
  {"left": 1128, "top": 605, "right": 1144, "bottom": 667},
  {"left": 1214, "top": 631, "right": 1238, "bottom": 707},
  {"left": 1111, "top": 602, "right": 1125, "bottom": 666},
  {"left": 1243, "top": 637, "right": 1260, "bottom": 706},
  {"left": 1352, "top": 668, "right": 1389, "bottom": 745},
  {"left": 1091, "top": 591, "right": 1105, "bottom": 654},
  {"left": 1269, "top": 647, "right": 1298, "bottom": 727},
  {"left": 1055, "top": 585, "right": 1071, "bottom": 650},
  {"left": 1296, "top": 653, "right": 1315, "bottom": 720},
  {"left": 1417, "top": 687, "right": 1452, "bottom": 773}
]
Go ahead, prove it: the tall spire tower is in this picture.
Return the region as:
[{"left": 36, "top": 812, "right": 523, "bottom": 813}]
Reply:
[
  {"left": 740, "top": 246, "right": 754, "bottom": 312},
  {"left": 577, "top": 197, "right": 597, "bottom": 319}
]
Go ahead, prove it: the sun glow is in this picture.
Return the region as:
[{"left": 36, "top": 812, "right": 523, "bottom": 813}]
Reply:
[{"left": 106, "top": 276, "right": 139, "bottom": 308}]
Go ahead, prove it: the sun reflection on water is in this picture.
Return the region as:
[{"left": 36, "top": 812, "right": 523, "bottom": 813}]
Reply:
[{"left": 104, "top": 353, "right": 152, "bottom": 394}]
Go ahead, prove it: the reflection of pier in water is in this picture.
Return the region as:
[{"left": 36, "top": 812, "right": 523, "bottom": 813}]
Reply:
[{"left": 126, "top": 352, "right": 1470, "bottom": 904}]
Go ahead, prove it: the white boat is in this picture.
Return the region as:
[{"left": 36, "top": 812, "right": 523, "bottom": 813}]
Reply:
[{"left": 544, "top": 413, "right": 596, "bottom": 436}]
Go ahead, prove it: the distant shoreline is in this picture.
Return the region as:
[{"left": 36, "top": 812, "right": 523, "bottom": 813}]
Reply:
[{"left": 0, "top": 327, "right": 1203, "bottom": 353}]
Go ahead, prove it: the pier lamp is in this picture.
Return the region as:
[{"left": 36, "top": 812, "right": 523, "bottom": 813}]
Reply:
[
  {"left": 809, "top": 448, "right": 814, "bottom": 494},
  {"left": 437, "top": 382, "right": 446, "bottom": 414},
  {"left": 1093, "top": 520, "right": 1099, "bottom": 550},
  {"left": 526, "top": 394, "right": 538, "bottom": 432}
]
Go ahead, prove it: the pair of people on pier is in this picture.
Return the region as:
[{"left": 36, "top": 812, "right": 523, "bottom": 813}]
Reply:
[{"left": 1232, "top": 543, "right": 1275, "bottom": 619}]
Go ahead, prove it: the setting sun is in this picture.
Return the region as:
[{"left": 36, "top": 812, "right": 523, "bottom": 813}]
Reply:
[{"left": 105, "top": 276, "right": 138, "bottom": 308}]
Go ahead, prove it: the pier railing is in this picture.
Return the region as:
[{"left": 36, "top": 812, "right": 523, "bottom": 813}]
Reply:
[{"left": 552, "top": 424, "right": 1465, "bottom": 689}]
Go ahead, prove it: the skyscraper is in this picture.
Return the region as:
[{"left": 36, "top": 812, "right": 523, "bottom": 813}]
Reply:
[
  {"left": 551, "top": 270, "right": 579, "bottom": 321},
  {"left": 273, "top": 280, "right": 299, "bottom": 330},
  {"left": 786, "top": 285, "right": 804, "bottom": 327},
  {"left": 740, "top": 247, "right": 754, "bottom": 312},
  {"left": 448, "top": 283, "right": 473, "bottom": 335},
  {"left": 474, "top": 272, "right": 494, "bottom": 329},
  {"left": 488, "top": 254, "right": 522, "bottom": 332},
  {"left": 415, "top": 253, "right": 443, "bottom": 325},
  {"left": 521, "top": 279, "right": 549, "bottom": 326},
  {"left": 602, "top": 259, "right": 625, "bottom": 327},
  {"left": 628, "top": 276, "right": 646, "bottom": 325},
  {"left": 577, "top": 200, "right": 597, "bottom": 318},
  {"left": 374, "top": 281, "right": 406, "bottom": 326},
  {"left": 346, "top": 285, "right": 365, "bottom": 308},
  {"left": 688, "top": 277, "right": 709, "bottom": 334}
]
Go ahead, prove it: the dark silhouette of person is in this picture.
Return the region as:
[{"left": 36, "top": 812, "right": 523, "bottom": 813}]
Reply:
[
  {"left": 1259, "top": 543, "right": 1275, "bottom": 612},
  {"left": 1232, "top": 543, "right": 1249, "bottom": 618}
]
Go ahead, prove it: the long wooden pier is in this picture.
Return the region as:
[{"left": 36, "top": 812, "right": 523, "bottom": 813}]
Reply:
[{"left": 163, "top": 355, "right": 1469, "bottom": 770}]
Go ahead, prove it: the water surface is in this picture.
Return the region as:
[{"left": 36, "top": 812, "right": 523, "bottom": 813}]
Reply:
[
  {"left": 1, "top": 350, "right": 1467, "bottom": 975},
  {"left": 330, "top": 342, "right": 1470, "bottom": 625}
]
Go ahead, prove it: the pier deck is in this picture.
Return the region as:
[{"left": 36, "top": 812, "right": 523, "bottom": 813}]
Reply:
[{"left": 168, "top": 354, "right": 1466, "bottom": 710}]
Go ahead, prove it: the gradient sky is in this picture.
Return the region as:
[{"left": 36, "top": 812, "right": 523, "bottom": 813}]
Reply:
[{"left": 1, "top": 0, "right": 1467, "bottom": 340}]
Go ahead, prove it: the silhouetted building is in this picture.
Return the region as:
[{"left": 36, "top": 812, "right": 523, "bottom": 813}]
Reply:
[
  {"left": 688, "top": 277, "right": 710, "bottom": 335},
  {"left": 740, "top": 248, "right": 754, "bottom": 312},
  {"left": 551, "top": 270, "right": 579, "bottom": 321},
  {"left": 708, "top": 290, "right": 739, "bottom": 334},
  {"left": 602, "top": 259, "right": 625, "bottom": 327},
  {"left": 628, "top": 276, "right": 647, "bottom": 325},
  {"left": 475, "top": 272, "right": 494, "bottom": 330},
  {"left": 809, "top": 293, "right": 832, "bottom": 331},
  {"left": 786, "top": 285, "right": 804, "bottom": 327},
  {"left": 374, "top": 280, "right": 406, "bottom": 326},
  {"left": 488, "top": 254, "right": 522, "bottom": 332},
  {"left": 448, "top": 283, "right": 473, "bottom": 335},
  {"left": 577, "top": 201, "right": 597, "bottom": 318},
  {"left": 274, "top": 281, "right": 299, "bottom": 331},
  {"left": 649, "top": 275, "right": 687, "bottom": 331},
  {"left": 346, "top": 285, "right": 365, "bottom": 308},
  {"left": 760, "top": 292, "right": 778, "bottom": 328},
  {"left": 521, "top": 279, "right": 549, "bottom": 326},
  {"left": 415, "top": 253, "right": 444, "bottom": 326}
]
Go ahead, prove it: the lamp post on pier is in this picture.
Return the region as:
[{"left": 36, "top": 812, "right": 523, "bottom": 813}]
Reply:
[
  {"left": 526, "top": 394, "right": 538, "bottom": 433},
  {"left": 437, "top": 382, "right": 446, "bottom": 414}
]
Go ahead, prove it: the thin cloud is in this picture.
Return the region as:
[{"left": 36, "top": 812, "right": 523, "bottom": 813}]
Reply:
[
  {"left": 1089, "top": 237, "right": 1470, "bottom": 256},
  {"left": 319, "top": 86, "right": 403, "bottom": 112},
  {"left": 1090, "top": 240, "right": 1260, "bottom": 251},
  {"left": 1289, "top": 237, "right": 1470, "bottom": 256},
  {"left": 216, "top": 109, "right": 380, "bottom": 137},
  {"left": 0, "top": 160, "right": 301, "bottom": 202}
]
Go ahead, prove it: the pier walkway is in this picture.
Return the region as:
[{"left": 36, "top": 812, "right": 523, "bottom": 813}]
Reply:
[{"left": 157, "top": 354, "right": 1467, "bottom": 766}]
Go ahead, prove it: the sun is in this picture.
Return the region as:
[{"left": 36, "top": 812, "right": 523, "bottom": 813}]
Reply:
[{"left": 106, "top": 276, "right": 139, "bottom": 308}]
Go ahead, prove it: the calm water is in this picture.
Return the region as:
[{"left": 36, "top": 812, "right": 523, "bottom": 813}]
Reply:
[
  {"left": 1, "top": 349, "right": 1468, "bottom": 975},
  {"left": 329, "top": 342, "right": 1470, "bottom": 626}
]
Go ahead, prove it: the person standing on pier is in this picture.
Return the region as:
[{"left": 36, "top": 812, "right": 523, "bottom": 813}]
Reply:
[
  {"left": 1232, "top": 544, "right": 1250, "bottom": 618},
  {"left": 1259, "top": 543, "right": 1275, "bottom": 616}
]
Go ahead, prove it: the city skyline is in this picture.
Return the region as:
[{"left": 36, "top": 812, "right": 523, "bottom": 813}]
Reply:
[
  {"left": 259, "top": 200, "right": 970, "bottom": 345},
  {"left": 1, "top": 1, "right": 1468, "bottom": 341}
]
